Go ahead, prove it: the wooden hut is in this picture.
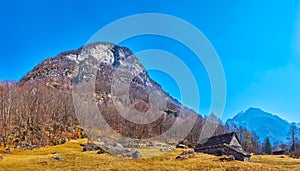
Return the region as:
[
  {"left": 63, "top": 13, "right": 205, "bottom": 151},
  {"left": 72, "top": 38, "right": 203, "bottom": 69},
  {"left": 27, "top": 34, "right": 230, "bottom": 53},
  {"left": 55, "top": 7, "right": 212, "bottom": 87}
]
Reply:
[
  {"left": 195, "top": 132, "right": 251, "bottom": 161},
  {"left": 272, "top": 150, "right": 285, "bottom": 155}
]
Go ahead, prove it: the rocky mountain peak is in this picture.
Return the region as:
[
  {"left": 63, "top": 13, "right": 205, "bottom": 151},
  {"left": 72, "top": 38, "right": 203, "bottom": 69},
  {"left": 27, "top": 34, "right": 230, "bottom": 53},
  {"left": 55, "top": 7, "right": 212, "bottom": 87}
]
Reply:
[
  {"left": 20, "top": 42, "right": 187, "bottom": 114},
  {"left": 20, "top": 42, "right": 143, "bottom": 87},
  {"left": 64, "top": 42, "right": 134, "bottom": 66}
]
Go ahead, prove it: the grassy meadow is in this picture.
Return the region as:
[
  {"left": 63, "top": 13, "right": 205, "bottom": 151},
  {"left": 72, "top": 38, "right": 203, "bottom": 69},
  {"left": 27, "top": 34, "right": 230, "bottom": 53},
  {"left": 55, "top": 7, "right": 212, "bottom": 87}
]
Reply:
[{"left": 0, "top": 139, "right": 300, "bottom": 171}]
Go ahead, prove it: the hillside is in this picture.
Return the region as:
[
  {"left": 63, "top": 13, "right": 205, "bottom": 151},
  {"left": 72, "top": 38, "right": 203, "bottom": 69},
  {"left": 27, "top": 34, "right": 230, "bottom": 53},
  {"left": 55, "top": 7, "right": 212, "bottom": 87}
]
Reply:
[
  {"left": 1, "top": 139, "right": 300, "bottom": 171},
  {"left": 227, "top": 107, "right": 290, "bottom": 143},
  {"left": 0, "top": 42, "right": 207, "bottom": 150}
]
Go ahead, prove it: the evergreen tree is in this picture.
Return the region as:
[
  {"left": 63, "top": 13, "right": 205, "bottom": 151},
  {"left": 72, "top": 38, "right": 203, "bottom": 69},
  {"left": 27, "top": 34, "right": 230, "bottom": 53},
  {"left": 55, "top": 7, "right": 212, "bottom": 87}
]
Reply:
[
  {"left": 264, "top": 137, "right": 272, "bottom": 154},
  {"left": 288, "top": 122, "right": 298, "bottom": 152}
]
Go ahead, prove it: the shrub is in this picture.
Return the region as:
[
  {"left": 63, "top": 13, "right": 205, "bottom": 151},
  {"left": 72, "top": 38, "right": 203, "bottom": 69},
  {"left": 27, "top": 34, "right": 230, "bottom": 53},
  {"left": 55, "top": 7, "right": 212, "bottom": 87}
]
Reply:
[{"left": 290, "top": 149, "right": 300, "bottom": 159}]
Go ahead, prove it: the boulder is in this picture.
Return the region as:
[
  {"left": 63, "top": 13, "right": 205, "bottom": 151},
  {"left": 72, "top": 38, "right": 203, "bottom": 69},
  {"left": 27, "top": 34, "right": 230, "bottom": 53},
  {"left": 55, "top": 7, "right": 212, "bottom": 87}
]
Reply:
[
  {"left": 52, "top": 156, "right": 64, "bottom": 161},
  {"left": 28, "top": 145, "right": 36, "bottom": 150},
  {"left": 122, "top": 150, "right": 141, "bottom": 158},
  {"left": 149, "top": 141, "right": 157, "bottom": 146},
  {"left": 83, "top": 145, "right": 101, "bottom": 152},
  {"left": 160, "top": 146, "right": 175, "bottom": 152},
  {"left": 176, "top": 144, "right": 187, "bottom": 149},
  {"left": 113, "top": 143, "right": 124, "bottom": 150},
  {"left": 176, "top": 155, "right": 186, "bottom": 159},
  {"left": 132, "top": 150, "right": 141, "bottom": 159},
  {"left": 109, "top": 146, "right": 125, "bottom": 155},
  {"left": 182, "top": 150, "right": 189, "bottom": 155},
  {"left": 122, "top": 153, "right": 132, "bottom": 158},
  {"left": 125, "top": 148, "right": 131, "bottom": 153},
  {"left": 177, "top": 139, "right": 194, "bottom": 148},
  {"left": 176, "top": 150, "right": 194, "bottom": 159},
  {"left": 166, "top": 146, "right": 175, "bottom": 151},
  {"left": 80, "top": 143, "right": 87, "bottom": 147}
]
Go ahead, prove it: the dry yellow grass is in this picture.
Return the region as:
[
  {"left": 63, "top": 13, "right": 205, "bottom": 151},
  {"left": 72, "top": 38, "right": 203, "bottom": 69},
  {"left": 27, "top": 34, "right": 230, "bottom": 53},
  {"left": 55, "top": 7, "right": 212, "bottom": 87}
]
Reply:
[{"left": 0, "top": 139, "right": 300, "bottom": 171}]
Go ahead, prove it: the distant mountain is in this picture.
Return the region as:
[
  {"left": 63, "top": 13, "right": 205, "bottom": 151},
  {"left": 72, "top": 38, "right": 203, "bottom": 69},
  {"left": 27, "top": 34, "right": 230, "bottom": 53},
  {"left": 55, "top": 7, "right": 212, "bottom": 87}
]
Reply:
[
  {"left": 226, "top": 107, "right": 290, "bottom": 143},
  {"left": 297, "top": 123, "right": 300, "bottom": 128}
]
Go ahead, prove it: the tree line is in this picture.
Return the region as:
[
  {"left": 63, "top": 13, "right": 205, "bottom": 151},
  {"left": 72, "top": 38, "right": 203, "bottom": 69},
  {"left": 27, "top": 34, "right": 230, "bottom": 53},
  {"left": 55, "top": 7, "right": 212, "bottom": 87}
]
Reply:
[{"left": 0, "top": 80, "right": 82, "bottom": 149}]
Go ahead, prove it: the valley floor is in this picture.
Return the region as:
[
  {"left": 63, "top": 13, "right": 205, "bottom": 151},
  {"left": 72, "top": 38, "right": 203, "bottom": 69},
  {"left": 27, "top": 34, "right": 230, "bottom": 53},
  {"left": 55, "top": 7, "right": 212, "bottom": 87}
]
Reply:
[{"left": 0, "top": 139, "right": 300, "bottom": 171}]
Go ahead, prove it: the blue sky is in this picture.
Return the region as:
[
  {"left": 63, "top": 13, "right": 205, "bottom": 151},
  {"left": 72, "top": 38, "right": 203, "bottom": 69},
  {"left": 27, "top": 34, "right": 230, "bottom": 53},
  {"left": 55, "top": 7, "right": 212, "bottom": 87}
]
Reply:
[{"left": 1, "top": 0, "right": 300, "bottom": 122}]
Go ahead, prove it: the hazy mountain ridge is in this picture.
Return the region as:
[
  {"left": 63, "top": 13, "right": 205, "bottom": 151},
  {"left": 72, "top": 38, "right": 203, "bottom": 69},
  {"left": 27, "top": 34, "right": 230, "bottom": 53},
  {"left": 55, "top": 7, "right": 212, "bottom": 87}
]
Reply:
[{"left": 227, "top": 107, "right": 291, "bottom": 143}]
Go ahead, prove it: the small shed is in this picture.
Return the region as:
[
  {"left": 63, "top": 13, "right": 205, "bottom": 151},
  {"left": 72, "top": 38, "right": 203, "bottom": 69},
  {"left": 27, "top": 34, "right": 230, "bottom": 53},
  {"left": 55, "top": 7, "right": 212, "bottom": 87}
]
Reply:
[
  {"left": 195, "top": 132, "right": 251, "bottom": 161},
  {"left": 272, "top": 150, "right": 286, "bottom": 155}
]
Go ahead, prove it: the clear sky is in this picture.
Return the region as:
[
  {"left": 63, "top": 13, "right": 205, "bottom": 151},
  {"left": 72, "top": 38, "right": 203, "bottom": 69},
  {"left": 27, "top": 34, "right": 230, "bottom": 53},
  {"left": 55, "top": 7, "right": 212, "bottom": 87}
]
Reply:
[{"left": 1, "top": 0, "right": 300, "bottom": 122}]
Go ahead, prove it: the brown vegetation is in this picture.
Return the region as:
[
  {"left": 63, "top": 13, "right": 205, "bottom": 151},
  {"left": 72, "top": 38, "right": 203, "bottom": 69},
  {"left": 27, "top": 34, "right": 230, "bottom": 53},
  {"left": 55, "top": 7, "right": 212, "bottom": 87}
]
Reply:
[{"left": 0, "top": 80, "right": 82, "bottom": 148}]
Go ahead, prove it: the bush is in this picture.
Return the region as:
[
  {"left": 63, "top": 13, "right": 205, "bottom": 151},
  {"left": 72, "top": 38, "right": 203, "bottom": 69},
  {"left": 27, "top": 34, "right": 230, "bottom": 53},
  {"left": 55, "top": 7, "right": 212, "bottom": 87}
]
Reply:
[
  {"left": 52, "top": 139, "right": 60, "bottom": 145},
  {"left": 61, "top": 139, "right": 66, "bottom": 144},
  {"left": 290, "top": 149, "right": 300, "bottom": 159}
]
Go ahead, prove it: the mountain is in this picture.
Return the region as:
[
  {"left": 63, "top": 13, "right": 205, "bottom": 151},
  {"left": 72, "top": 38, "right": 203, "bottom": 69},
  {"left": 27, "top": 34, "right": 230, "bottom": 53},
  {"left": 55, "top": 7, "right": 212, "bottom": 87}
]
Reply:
[
  {"left": 0, "top": 42, "right": 205, "bottom": 148},
  {"left": 226, "top": 107, "right": 290, "bottom": 143}
]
